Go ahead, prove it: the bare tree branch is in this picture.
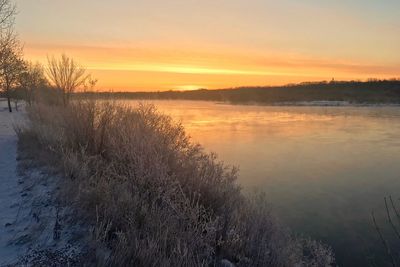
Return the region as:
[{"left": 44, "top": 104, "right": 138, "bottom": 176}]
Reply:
[
  {"left": 372, "top": 211, "right": 397, "bottom": 267},
  {"left": 46, "top": 54, "right": 90, "bottom": 105},
  {"left": 0, "top": 0, "right": 20, "bottom": 112},
  {"left": 385, "top": 197, "right": 400, "bottom": 241},
  {"left": 0, "top": 0, "right": 16, "bottom": 31},
  {"left": 389, "top": 196, "right": 400, "bottom": 226}
]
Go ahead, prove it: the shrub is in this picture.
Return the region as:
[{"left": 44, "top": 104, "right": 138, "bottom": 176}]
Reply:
[{"left": 21, "top": 100, "right": 334, "bottom": 266}]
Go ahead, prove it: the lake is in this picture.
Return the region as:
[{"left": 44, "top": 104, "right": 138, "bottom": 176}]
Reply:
[{"left": 129, "top": 100, "right": 400, "bottom": 266}]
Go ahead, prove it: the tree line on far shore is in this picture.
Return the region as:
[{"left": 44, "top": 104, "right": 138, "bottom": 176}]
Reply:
[{"left": 80, "top": 78, "right": 400, "bottom": 105}]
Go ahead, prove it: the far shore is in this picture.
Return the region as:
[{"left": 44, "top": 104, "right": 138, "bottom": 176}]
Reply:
[{"left": 74, "top": 79, "right": 400, "bottom": 106}]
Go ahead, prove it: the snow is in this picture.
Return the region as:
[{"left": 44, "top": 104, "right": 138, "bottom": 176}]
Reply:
[
  {"left": 0, "top": 99, "right": 27, "bottom": 264},
  {"left": 0, "top": 99, "right": 87, "bottom": 266}
]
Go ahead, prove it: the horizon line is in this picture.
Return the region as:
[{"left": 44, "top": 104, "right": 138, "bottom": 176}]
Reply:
[{"left": 76, "top": 77, "right": 400, "bottom": 93}]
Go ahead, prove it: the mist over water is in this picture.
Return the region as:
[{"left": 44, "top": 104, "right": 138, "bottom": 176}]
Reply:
[{"left": 127, "top": 100, "right": 400, "bottom": 266}]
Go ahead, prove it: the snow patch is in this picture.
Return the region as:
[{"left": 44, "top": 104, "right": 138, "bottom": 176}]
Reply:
[{"left": 0, "top": 99, "right": 88, "bottom": 266}]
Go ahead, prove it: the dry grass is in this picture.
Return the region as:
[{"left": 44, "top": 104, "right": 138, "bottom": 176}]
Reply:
[{"left": 19, "top": 100, "right": 335, "bottom": 266}]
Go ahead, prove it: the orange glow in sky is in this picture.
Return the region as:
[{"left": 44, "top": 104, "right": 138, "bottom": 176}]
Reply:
[{"left": 15, "top": 0, "right": 400, "bottom": 91}]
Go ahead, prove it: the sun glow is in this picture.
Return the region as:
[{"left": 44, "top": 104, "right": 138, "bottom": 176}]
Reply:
[
  {"left": 176, "top": 85, "right": 206, "bottom": 91},
  {"left": 15, "top": 0, "right": 400, "bottom": 92},
  {"left": 24, "top": 43, "right": 400, "bottom": 91},
  {"left": 87, "top": 63, "right": 315, "bottom": 77}
]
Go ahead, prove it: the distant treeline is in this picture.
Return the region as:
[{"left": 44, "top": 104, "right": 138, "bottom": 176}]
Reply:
[{"left": 77, "top": 79, "right": 400, "bottom": 104}]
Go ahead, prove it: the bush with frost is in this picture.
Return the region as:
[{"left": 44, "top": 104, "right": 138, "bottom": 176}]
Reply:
[{"left": 20, "top": 100, "right": 335, "bottom": 266}]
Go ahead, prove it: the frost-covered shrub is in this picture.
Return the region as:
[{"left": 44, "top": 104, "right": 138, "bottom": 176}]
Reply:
[{"left": 22, "top": 100, "right": 335, "bottom": 266}]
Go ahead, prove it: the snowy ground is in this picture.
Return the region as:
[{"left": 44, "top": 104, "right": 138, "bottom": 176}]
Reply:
[
  {"left": 0, "top": 99, "right": 87, "bottom": 266},
  {"left": 0, "top": 99, "right": 27, "bottom": 264}
]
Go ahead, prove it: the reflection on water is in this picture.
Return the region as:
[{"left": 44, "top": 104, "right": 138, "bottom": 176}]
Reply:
[{"left": 129, "top": 100, "right": 400, "bottom": 266}]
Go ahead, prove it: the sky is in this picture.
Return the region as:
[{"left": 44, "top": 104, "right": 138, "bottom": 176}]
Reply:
[{"left": 15, "top": 0, "right": 400, "bottom": 91}]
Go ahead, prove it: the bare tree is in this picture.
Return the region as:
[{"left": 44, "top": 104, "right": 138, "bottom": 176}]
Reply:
[
  {"left": 19, "top": 62, "right": 48, "bottom": 105},
  {"left": 0, "top": 34, "right": 25, "bottom": 112},
  {"left": 0, "top": 0, "right": 19, "bottom": 112},
  {"left": 83, "top": 74, "right": 98, "bottom": 93},
  {"left": 46, "top": 54, "right": 90, "bottom": 106},
  {"left": 0, "top": 0, "right": 15, "bottom": 31}
]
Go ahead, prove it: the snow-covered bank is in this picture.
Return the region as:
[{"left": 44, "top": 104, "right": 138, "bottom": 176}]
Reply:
[
  {"left": 0, "top": 99, "right": 87, "bottom": 266},
  {"left": 0, "top": 99, "right": 27, "bottom": 264}
]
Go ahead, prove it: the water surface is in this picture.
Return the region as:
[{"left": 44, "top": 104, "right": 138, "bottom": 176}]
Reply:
[{"left": 130, "top": 100, "right": 400, "bottom": 266}]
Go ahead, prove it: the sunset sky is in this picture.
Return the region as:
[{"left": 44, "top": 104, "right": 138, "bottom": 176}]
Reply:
[{"left": 15, "top": 0, "right": 400, "bottom": 91}]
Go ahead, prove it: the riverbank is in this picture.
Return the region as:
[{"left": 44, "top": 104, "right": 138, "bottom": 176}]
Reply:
[
  {"left": 0, "top": 99, "right": 87, "bottom": 266},
  {"left": 14, "top": 100, "right": 335, "bottom": 266}
]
